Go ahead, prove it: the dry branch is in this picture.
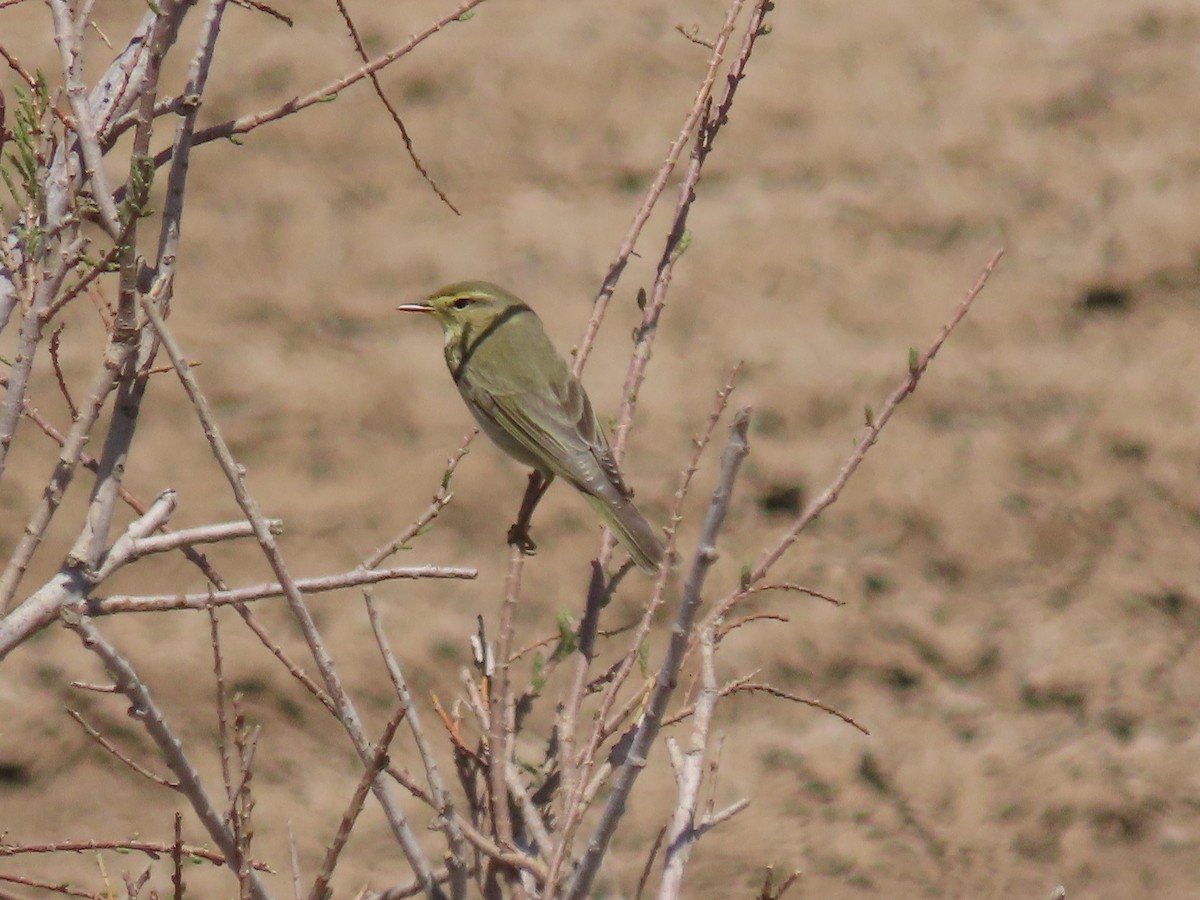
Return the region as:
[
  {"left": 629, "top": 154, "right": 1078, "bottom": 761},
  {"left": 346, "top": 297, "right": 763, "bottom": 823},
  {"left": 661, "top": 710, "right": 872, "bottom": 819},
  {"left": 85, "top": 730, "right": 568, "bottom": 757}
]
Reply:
[
  {"left": 566, "top": 409, "right": 752, "bottom": 900},
  {"left": 138, "top": 296, "right": 442, "bottom": 896},
  {"left": 62, "top": 613, "right": 270, "bottom": 899},
  {"left": 89, "top": 563, "right": 475, "bottom": 614}
]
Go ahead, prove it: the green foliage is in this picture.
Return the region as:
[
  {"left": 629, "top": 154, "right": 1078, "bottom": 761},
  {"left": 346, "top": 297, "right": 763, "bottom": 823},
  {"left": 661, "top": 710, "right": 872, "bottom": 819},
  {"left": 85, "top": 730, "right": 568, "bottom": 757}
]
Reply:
[
  {"left": 120, "top": 152, "right": 156, "bottom": 227},
  {"left": 549, "top": 609, "right": 577, "bottom": 663},
  {"left": 1, "top": 75, "right": 53, "bottom": 259},
  {"left": 530, "top": 651, "right": 546, "bottom": 693}
]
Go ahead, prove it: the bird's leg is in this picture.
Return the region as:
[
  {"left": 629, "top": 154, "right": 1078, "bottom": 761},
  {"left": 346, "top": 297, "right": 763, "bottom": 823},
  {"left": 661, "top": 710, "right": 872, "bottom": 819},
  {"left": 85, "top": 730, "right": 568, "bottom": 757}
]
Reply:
[{"left": 507, "top": 470, "right": 554, "bottom": 555}]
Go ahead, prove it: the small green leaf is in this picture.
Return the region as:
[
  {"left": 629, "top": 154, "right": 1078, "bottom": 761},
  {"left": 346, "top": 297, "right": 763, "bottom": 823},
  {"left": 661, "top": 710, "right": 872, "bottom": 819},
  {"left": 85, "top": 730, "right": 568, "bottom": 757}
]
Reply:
[
  {"left": 549, "top": 611, "right": 577, "bottom": 660},
  {"left": 531, "top": 652, "right": 545, "bottom": 693},
  {"left": 670, "top": 229, "right": 692, "bottom": 262}
]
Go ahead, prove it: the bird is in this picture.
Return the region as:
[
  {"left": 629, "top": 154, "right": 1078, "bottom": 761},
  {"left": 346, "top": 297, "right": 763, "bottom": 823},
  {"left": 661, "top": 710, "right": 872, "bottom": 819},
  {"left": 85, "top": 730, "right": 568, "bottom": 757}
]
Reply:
[{"left": 397, "top": 281, "right": 665, "bottom": 573}]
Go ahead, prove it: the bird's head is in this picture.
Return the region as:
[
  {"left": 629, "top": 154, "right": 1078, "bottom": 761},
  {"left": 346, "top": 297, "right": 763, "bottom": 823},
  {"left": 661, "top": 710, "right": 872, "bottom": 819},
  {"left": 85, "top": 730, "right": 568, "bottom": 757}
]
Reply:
[{"left": 398, "top": 281, "right": 528, "bottom": 341}]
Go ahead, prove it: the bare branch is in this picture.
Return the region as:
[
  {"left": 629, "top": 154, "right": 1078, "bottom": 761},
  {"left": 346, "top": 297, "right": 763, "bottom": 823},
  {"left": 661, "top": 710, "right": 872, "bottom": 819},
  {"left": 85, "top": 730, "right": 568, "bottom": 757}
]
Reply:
[
  {"left": 62, "top": 613, "right": 269, "bottom": 899},
  {"left": 453, "top": 815, "right": 548, "bottom": 883},
  {"left": 151, "top": 0, "right": 232, "bottom": 319},
  {"left": 89, "top": 562, "right": 475, "bottom": 614},
  {"left": 88, "top": 489, "right": 178, "bottom": 581},
  {"left": 0, "top": 871, "right": 105, "bottom": 898},
  {"left": 546, "top": 365, "right": 741, "bottom": 891},
  {"left": 64, "top": 707, "right": 178, "bottom": 788},
  {"left": 610, "top": 0, "right": 773, "bottom": 468},
  {"left": 363, "top": 430, "right": 474, "bottom": 567},
  {"left": 744, "top": 248, "right": 1004, "bottom": 586},
  {"left": 0, "top": 341, "right": 132, "bottom": 609},
  {"left": 149, "top": 0, "right": 492, "bottom": 169},
  {"left": 49, "top": 0, "right": 123, "bottom": 238},
  {"left": 658, "top": 629, "right": 720, "bottom": 898},
  {"left": 307, "top": 705, "right": 408, "bottom": 900},
  {"left": 0, "top": 837, "right": 271, "bottom": 870},
  {"left": 100, "top": 516, "right": 276, "bottom": 576},
  {"left": 138, "top": 293, "right": 441, "bottom": 896},
  {"left": 364, "top": 587, "right": 470, "bottom": 893},
  {"left": 566, "top": 408, "right": 752, "bottom": 900},
  {"left": 333, "top": 0, "right": 460, "bottom": 213},
  {"left": 573, "top": 0, "right": 750, "bottom": 377}
]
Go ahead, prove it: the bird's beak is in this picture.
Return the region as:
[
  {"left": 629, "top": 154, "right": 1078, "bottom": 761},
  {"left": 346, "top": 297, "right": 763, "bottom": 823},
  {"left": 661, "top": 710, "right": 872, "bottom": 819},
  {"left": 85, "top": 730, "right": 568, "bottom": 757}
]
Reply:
[{"left": 396, "top": 302, "right": 435, "bottom": 314}]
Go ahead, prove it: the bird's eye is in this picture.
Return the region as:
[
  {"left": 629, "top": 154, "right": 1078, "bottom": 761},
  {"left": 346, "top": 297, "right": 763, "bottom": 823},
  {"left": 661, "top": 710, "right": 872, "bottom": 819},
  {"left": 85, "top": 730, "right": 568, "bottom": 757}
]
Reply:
[{"left": 452, "top": 297, "right": 472, "bottom": 310}]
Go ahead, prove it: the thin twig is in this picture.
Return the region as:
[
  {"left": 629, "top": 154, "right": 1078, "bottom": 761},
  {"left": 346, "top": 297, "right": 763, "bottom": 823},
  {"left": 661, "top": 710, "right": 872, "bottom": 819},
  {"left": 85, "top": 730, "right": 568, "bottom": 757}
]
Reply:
[
  {"left": 138, "top": 294, "right": 441, "bottom": 897},
  {"left": 147, "top": 0, "right": 492, "bottom": 171},
  {"left": 171, "top": 812, "right": 184, "bottom": 900},
  {"left": 0, "top": 872, "right": 103, "bottom": 899},
  {"left": 658, "top": 628, "right": 721, "bottom": 898},
  {"left": 90, "top": 563, "right": 476, "bottom": 614},
  {"left": 64, "top": 708, "right": 177, "bottom": 788},
  {"left": 333, "top": 0, "right": 459, "bottom": 213},
  {"left": 364, "top": 586, "right": 470, "bottom": 893},
  {"left": 482, "top": 546, "right": 523, "bottom": 894},
  {"left": 611, "top": 0, "right": 771, "bottom": 466},
  {"left": 545, "top": 366, "right": 740, "bottom": 891},
  {"left": 62, "top": 613, "right": 270, "bottom": 900},
  {"left": 744, "top": 249, "right": 1004, "bottom": 586},
  {"left": 209, "top": 604, "right": 234, "bottom": 815},
  {"left": 288, "top": 823, "right": 303, "bottom": 900},
  {"left": 565, "top": 409, "right": 752, "bottom": 900},
  {"left": 572, "top": 0, "right": 748, "bottom": 377},
  {"left": 363, "top": 430, "right": 474, "bottom": 567},
  {"left": 48, "top": 325, "right": 77, "bottom": 418},
  {"left": 307, "top": 705, "right": 408, "bottom": 900}
]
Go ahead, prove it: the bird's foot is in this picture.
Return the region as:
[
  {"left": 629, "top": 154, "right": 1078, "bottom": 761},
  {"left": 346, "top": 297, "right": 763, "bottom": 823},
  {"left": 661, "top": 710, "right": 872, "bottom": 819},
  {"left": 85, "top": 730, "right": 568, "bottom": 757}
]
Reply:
[{"left": 507, "top": 522, "right": 538, "bottom": 556}]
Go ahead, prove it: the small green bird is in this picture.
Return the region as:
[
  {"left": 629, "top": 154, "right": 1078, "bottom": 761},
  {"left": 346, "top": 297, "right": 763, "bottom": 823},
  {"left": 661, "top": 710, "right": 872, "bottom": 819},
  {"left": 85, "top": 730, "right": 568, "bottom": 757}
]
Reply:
[{"left": 398, "top": 281, "right": 665, "bottom": 573}]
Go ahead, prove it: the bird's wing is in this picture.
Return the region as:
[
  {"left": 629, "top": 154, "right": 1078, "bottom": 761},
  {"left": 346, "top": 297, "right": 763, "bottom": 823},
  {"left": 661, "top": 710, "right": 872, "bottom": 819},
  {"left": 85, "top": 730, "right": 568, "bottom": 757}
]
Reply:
[{"left": 465, "top": 373, "right": 631, "bottom": 501}]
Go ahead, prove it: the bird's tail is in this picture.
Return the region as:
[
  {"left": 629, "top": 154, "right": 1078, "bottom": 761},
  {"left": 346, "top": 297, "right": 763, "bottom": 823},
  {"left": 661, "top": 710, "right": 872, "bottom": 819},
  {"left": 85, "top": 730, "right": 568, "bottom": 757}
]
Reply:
[{"left": 584, "top": 492, "right": 666, "bottom": 574}]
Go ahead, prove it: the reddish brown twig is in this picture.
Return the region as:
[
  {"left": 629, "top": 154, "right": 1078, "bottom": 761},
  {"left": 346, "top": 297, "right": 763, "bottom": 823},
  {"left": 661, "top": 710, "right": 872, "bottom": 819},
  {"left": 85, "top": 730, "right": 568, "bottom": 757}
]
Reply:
[
  {"left": 64, "top": 707, "right": 177, "bottom": 788},
  {"left": 332, "top": 0, "right": 459, "bottom": 213}
]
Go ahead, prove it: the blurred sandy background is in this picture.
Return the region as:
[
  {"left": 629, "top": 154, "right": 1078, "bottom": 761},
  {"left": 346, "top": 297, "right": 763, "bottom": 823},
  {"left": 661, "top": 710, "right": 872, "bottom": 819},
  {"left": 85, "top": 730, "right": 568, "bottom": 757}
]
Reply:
[{"left": 3, "top": 0, "right": 1200, "bottom": 896}]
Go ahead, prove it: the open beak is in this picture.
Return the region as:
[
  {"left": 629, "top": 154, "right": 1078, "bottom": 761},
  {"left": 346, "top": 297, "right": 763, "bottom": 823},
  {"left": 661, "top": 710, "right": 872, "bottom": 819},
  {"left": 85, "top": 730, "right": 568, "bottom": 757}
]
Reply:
[{"left": 396, "top": 302, "right": 435, "bottom": 314}]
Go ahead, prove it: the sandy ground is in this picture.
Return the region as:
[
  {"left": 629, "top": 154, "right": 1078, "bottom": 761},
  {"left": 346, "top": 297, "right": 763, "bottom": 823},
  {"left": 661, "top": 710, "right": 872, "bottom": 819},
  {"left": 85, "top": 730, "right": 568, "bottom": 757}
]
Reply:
[{"left": 3, "top": 0, "right": 1200, "bottom": 896}]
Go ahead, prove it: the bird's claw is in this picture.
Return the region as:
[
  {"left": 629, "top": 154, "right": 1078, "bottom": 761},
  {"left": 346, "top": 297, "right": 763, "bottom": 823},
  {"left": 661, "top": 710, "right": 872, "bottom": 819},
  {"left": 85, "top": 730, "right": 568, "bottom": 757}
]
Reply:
[{"left": 507, "top": 523, "right": 538, "bottom": 556}]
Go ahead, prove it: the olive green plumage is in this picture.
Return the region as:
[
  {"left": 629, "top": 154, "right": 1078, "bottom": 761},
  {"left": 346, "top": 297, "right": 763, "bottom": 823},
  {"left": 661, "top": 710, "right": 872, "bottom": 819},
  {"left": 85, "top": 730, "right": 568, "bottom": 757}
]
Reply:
[{"left": 398, "top": 281, "right": 664, "bottom": 573}]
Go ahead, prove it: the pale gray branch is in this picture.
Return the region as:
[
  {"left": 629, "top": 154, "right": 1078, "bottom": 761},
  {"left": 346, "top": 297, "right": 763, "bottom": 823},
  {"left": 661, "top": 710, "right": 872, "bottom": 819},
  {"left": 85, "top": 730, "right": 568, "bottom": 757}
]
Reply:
[
  {"left": 658, "top": 628, "right": 720, "bottom": 899},
  {"left": 90, "top": 563, "right": 475, "bottom": 614},
  {"left": 89, "top": 490, "right": 178, "bottom": 581}
]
